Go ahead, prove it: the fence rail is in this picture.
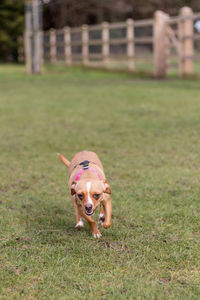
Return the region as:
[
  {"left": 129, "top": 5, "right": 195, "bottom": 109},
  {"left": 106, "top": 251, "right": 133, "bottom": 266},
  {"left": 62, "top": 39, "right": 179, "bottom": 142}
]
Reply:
[
  {"left": 24, "top": 7, "right": 200, "bottom": 77},
  {"left": 41, "top": 17, "right": 153, "bottom": 72}
]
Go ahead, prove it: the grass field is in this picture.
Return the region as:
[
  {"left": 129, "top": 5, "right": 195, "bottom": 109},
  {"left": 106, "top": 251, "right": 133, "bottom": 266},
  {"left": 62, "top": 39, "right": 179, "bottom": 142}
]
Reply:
[{"left": 0, "top": 64, "right": 200, "bottom": 299}]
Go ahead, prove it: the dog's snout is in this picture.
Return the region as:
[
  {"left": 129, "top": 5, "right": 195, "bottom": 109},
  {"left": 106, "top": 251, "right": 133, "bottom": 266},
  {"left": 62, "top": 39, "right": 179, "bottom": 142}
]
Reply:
[{"left": 85, "top": 203, "right": 93, "bottom": 212}]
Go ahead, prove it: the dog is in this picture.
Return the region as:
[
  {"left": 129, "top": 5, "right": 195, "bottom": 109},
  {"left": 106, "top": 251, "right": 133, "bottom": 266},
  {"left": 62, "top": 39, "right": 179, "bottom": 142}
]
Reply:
[{"left": 58, "top": 151, "right": 112, "bottom": 238}]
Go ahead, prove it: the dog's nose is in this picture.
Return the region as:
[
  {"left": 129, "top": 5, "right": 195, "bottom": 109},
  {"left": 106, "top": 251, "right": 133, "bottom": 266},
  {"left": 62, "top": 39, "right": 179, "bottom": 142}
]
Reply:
[{"left": 85, "top": 203, "right": 93, "bottom": 212}]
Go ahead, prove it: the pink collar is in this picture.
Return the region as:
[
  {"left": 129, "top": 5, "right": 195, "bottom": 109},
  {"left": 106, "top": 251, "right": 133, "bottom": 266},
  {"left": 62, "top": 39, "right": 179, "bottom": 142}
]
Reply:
[{"left": 74, "top": 167, "right": 101, "bottom": 182}]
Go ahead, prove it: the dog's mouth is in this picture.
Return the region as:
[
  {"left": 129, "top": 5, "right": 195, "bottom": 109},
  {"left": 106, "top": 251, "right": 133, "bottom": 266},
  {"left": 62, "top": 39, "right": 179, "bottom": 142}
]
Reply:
[{"left": 85, "top": 210, "right": 94, "bottom": 216}]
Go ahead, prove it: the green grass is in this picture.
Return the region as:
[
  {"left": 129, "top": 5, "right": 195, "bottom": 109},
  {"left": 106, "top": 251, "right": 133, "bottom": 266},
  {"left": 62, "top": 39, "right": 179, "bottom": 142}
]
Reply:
[{"left": 0, "top": 64, "right": 200, "bottom": 299}]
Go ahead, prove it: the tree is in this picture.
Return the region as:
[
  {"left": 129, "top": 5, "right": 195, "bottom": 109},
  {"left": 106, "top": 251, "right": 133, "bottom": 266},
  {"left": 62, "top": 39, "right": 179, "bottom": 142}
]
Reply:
[
  {"left": 43, "top": 0, "right": 133, "bottom": 29},
  {"left": 43, "top": 0, "right": 200, "bottom": 30},
  {"left": 0, "top": 0, "right": 24, "bottom": 61}
]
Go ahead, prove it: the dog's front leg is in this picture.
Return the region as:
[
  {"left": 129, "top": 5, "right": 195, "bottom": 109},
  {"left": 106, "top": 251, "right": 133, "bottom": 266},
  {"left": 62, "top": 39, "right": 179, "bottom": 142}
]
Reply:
[
  {"left": 99, "top": 204, "right": 105, "bottom": 225},
  {"left": 79, "top": 209, "right": 101, "bottom": 238},
  {"left": 72, "top": 196, "right": 84, "bottom": 229},
  {"left": 101, "top": 195, "right": 112, "bottom": 229}
]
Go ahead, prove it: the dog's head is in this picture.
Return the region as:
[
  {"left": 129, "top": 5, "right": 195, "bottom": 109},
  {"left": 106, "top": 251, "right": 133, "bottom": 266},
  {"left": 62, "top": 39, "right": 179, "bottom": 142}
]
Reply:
[{"left": 71, "top": 179, "right": 111, "bottom": 216}]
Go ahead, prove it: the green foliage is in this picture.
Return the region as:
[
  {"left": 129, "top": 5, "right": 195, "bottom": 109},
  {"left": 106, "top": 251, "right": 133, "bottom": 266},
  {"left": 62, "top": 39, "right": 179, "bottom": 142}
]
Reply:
[
  {"left": 0, "top": 65, "right": 200, "bottom": 298},
  {"left": 0, "top": 0, "right": 24, "bottom": 61}
]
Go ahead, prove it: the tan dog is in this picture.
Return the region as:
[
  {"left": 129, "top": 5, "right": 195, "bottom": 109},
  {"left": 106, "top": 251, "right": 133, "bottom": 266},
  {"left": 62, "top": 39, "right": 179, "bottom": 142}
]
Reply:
[{"left": 58, "top": 151, "right": 112, "bottom": 238}]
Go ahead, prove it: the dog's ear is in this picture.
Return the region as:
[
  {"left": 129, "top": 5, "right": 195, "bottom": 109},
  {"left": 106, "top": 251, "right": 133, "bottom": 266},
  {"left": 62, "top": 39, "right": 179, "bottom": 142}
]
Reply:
[
  {"left": 71, "top": 181, "right": 76, "bottom": 196},
  {"left": 104, "top": 179, "right": 111, "bottom": 195}
]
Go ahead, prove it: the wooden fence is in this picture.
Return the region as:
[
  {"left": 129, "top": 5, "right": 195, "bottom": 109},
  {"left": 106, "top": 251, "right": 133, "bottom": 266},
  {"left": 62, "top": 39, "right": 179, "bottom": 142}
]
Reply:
[
  {"left": 155, "top": 7, "right": 200, "bottom": 77},
  {"left": 24, "top": 7, "right": 200, "bottom": 77},
  {"left": 42, "top": 18, "right": 153, "bottom": 71}
]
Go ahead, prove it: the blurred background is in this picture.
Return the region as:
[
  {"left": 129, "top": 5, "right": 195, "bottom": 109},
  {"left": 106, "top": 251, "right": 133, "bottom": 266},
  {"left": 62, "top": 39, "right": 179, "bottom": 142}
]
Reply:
[{"left": 1, "top": 0, "right": 200, "bottom": 63}]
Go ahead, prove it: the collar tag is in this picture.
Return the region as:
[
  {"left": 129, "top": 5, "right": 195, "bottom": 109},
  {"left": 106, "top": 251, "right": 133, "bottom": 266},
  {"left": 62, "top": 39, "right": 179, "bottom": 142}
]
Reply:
[{"left": 79, "top": 160, "right": 89, "bottom": 169}]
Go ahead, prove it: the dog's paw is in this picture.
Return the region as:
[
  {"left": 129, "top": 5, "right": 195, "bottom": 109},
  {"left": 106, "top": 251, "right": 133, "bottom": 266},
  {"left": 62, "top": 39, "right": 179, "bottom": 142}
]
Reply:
[
  {"left": 92, "top": 232, "right": 102, "bottom": 239},
  {"left": 75, "top": 219, "right": 84, "bottom": 230},
  {"left": 99, "top": 213, "right": 105, "bottom": 226}
]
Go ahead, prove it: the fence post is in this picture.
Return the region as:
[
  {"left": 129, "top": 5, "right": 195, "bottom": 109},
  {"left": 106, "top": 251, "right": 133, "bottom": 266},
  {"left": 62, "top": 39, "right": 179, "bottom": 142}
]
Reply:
[
  {"left": 25, "top": 30, "right": 32, "bottom": 74},
  {"left": 126, "top": 19, "right": 134, "bottom": 71},
  {"left": 64, "top": 26, "right": 71, "bottom": 65},
  {"left": 32, "top": 0, "right": 42, "bottom": 74},
  {"left": 154, "top": 10, "right": 169, "bottom": 78},
  {"left": 178, "top": 7, "right": 194, "bottom": 76},
  {"left": 40, "top": 31, "right": 44, "bottom": 66},
  {"left": 165, "top": 32, "right": 171, "bottom": 74},
  {"left": 50, "top": 29, "right": 56, "bottom": 63},
  {"left": 25, "top": 2, "right": 32, "bottom": 74},
  {"left": 102, "top": 22, "right": 109, "bottom": 67},
  {"left": 82, "top": 25, "right": 89, "bottom": 65}
]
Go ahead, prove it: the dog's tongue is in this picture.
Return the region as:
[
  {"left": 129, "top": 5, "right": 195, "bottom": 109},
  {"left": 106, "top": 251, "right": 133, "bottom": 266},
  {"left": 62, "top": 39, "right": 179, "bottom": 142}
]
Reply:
[{"left": 86, "top": 211, "right": 94, "bottom": 216}]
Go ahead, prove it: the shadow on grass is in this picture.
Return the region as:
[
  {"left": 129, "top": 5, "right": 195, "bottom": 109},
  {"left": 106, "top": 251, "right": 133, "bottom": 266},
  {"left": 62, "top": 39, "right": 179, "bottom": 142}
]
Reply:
[
  {"left": 19, "top": 196, "right": 127, "bottom": 245},
  {"left": 19, "top": 197, "right": 93, "bottom": 244}
]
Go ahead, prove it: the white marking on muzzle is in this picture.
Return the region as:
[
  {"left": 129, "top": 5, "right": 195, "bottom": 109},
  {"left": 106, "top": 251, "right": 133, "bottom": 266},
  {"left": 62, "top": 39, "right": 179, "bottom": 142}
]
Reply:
[{"left": 86, "top": 181, "right": 93, "bottom": 206}]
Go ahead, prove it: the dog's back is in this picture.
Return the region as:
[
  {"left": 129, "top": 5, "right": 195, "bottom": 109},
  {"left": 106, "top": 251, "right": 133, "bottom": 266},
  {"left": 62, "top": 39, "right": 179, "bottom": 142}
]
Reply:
[{"left": 69, "top": 151, "right": 104, "bottom": 175}]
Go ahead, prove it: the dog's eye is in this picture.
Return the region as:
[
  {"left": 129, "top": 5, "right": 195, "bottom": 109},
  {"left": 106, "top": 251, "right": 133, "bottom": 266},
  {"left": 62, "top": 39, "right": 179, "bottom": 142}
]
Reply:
[
  {"left": 93, "top": 193, "right": 100, "bottom": 200},
  {"left": 78, "top": 193, "right": 84, "bottom": 200}
]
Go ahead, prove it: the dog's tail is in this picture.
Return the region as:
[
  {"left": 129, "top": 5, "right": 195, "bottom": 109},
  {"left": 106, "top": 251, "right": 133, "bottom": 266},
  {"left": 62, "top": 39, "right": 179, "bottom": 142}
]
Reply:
[{"left": 57, "top": 153, "right": 70, "bottom": 168}]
